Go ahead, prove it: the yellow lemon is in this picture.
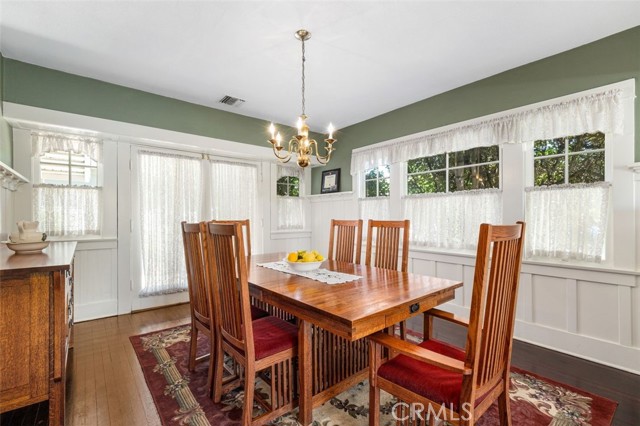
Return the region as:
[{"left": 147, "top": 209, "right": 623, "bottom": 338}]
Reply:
[
  {"left": 315, "top": 255, "right": 324, "bottom": 261},
  {"left": 302, "top": 252, "right": 317, "bottom": 263},
  {"left": 287, "top": 252, "right": 298, "bottom": 262}
]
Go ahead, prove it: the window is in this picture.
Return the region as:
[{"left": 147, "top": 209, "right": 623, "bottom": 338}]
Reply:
[
  {"left": 31, "top": 133, "right": 103, "bottom": 237},
  {"left": 364, "top": 165, "right": 390, "bottom": 197},
  {"left": 533, "top": 132, "right": 605, "bottom": 186},
  {"left": 277, "top": 166, "right": 305, "bottom": 230},
  {"left": 526, "top": 131, "right": 609, "bottom": 262},
  {"left": 407, "top": 146, "right": 499, "bottom": 194},
  {"left": 38, "top": 151, "right": 99, "bottom": 186},
  {"left": 277, "top": 176, "right": 300, "bottom": 197}
]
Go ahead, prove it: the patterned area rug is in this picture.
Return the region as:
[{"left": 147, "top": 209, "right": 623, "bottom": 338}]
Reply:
[{"left": 129, "top": 325, "right": 617, "bottom": 426}]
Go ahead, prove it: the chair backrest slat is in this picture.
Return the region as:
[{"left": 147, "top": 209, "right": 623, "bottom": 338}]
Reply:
[
  {"left": 211, "top": 219, "right": 252, "bottom": 256},
  {"left": 328, "top": 219, "right": 363, "bottom": 264},
  {"left": 181, "top": 222, "right": 212, "bottom": 326},
  {"left": 464, "top": 222, "right": 525, "bottom": 393},
  {"left": 365, "top": 220, "right": 410, "bottom": 272},
  {"left": 204, "top": 222, "right": 254, "bottom": 356}
]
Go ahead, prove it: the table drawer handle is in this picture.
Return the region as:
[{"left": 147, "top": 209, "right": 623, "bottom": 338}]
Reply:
[{"left": 409, "top": 303, "right": 420, "bottom": 314}]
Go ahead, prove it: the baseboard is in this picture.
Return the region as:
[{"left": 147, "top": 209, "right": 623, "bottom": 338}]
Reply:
[{"left": 74, "top": 299, "right": 118, "bottom": 322}]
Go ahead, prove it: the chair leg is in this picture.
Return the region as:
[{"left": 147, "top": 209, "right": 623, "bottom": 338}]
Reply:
[
  {"left": 369, "top": 340, "right": 381, "bottom": 426},
  {"left": 399, "top": 321, "right": 407, "bottom": 340},
  {"left": 242, "top": 364, "right": 256, "bottom": 426},
  {"left": 206, "top": 332, "right": 215, "bottom": 397},
  {"left": 213, "top": 337, "right": 224, "bottom": 403},
  {"left": 188, "top": 324, "right": 198, "bottom": 371},
  {"left": 498, "top": 388, "right": 512, "bottom": 426}
]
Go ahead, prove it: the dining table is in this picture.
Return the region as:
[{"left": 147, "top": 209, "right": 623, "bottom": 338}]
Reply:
[{"left": 247, "top": 252, "right": 463, "bottom": 426}]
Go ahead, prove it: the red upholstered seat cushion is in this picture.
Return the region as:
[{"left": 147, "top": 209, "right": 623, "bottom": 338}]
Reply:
[
  {"left": 250, "top": 305, "right": 269, "bottom": 320},
  {"left": 377, "top": 338, "right": 468, "bottom": 411},
  {"left": 252, "top": 316, "right": 298, "bottom": 360}
]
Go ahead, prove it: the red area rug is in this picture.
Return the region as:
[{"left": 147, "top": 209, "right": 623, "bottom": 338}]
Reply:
[{"left": 130, "top": 325, "right": 617, "bottom": 425}]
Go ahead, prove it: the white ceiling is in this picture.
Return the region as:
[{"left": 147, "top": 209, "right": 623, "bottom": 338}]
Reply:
[{"left": 1, "top": 1, "right": 639, "bottom": 133}]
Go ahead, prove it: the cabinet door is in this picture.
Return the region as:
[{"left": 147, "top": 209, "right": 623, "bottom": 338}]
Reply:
[{"left": 0, "top": 273, "right": 50, "bottom": 411}]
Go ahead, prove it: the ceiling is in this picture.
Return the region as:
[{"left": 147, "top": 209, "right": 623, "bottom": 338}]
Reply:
[{"left": 1, "top": 1, "right": 639, "bottom": 133}]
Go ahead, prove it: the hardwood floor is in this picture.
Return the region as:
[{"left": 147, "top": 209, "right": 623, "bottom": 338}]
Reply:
[{"left": 2, "top": 304, "right": 638, "bottom": 425}]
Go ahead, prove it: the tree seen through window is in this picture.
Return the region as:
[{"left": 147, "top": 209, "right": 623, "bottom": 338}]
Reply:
[
  {"left": 533, "top": 132, "right": 605, "bottom": 186},
  {"left": 277, "top": 176, "right": 300, "bottom": 196},
  {"left": 364, "top": 165, "right": 390, "bottom": 197},
  {"left": 407, "top": 146, "right": 499, "bottom": 195}
]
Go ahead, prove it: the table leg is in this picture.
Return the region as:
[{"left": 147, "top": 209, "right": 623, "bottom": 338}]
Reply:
[{"left": 298, "top": 320, "right": 313, "bottom": 425}]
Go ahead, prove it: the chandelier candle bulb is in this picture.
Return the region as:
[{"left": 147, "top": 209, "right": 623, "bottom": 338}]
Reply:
[
  {"left": 269, "top": 123, "right": 276, "bottom": 140},
  {"left": 328, "top": 123, "right": 334, "bottom": 140}
]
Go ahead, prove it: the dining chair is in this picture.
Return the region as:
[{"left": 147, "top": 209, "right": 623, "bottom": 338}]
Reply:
[
  {"left": 211, "top": 219, "right": 252, "bottom": 255},
  {"left": 182, "top": 221, "right": 268, "bottom": 394},
  {"left": 365, "top": 219, "right": 411, "bottom": 338},
  {"left": 211, "top": 218, "right": 294, "bottom": 322},
  {"left": 181, "top": 221, "right": 216, "bottom": 394},
  {"left": 368, "top": 222, "right": 526, "bottom": 426},
  {"left": 205, "top": 222, "right": 298, "bottom": 426},
  {"left": 365, "top": 219, "right": 410, "bottom": 273},
  {"left": 328, "top": 219, "right": 363, "bottom": 264}
]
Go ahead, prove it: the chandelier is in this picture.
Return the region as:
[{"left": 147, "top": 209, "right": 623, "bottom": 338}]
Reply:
[{"left": 268, "top": 29, "right": 336, "bottom": 168}]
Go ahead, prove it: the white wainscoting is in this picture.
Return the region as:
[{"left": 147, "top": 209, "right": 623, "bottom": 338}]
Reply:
[
  {"left": 73, "top": 239, "right": 119, "bottom": 322},
  {"left": 310, "top": 193, "right": 640, "bottom": 374}
]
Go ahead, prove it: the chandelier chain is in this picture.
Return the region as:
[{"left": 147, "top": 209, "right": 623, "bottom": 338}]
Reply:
[{"left": 301, "top": 37, "right": 306, "bottom": 116}]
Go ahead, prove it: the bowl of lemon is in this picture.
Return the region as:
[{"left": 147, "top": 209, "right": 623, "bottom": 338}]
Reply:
[{"left": 285, "top": 250, "right": 325, "bottom": 272}]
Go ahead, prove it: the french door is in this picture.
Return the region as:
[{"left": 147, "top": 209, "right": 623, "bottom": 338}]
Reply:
[
  {"left": 130, "top": 147, "right": 205, "bottom": 310},
  {"left": 129, "top": 146, "right": 263, "bottom": 311}
]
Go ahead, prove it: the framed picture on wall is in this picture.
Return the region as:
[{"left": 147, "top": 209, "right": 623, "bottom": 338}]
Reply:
[{"left": 321, "top": 168, "right": 340, "bottom": 194}]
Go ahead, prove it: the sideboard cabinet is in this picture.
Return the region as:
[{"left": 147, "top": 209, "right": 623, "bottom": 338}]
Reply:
[{"left": 0, "top": 242, "right": 76, "bottom": 425}]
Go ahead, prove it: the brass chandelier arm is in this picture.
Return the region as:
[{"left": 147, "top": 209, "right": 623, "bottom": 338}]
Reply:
[{"left": 309, "top": 139, "right": 334, "bottom": 165}]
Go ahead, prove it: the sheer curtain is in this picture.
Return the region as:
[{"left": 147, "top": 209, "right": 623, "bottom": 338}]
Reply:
[
  {"left": 137, "top": 151, "right": 203, "bottom": 297},
  {"left": 32, "top": 132, "right": 102, "bottom": 163},
  {"left": 33, "top": 185, "right": 101, "bottom": 236},
  {"left": 277, "top": 166, "right": 305, "bottom": 230},
  {"left": 351, "top": 89, "right": 624, "bottom": 175},
  {"left": 525, "top": 183, "right": 610, "bottom": 262},
  {"left": 403, "top": 190, "right": 502, "bottom": 250},
  {"left": 210, "top": 160, "right": 258, "bottom": 221},
  {"left": 359, "top": 197, "right": 390, "bottom": 226}
]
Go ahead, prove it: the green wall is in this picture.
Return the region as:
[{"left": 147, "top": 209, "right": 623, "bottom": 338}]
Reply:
[
  {"left": 312, "top": 26, "right": 640, "bottom": 193},
  {"left": 0, "top": 53, "right": 13, "bottom": 166},
  {"left": 2, "top": 58, "right": 323, "bottom": 150}
]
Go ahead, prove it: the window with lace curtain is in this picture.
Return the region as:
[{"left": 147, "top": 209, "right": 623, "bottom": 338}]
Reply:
[
  {"left": 526, "top": 131, "right": 609, "bottom": 262},
  {"left": 403, "top": 146, "right": 501, "bottom": 250},
  {"left": 32, "top": 132, "right": 102, "bottom": 237},
  {"left": 359, "top": 165, "right": 391, "bottom": 227},
  {"left": 277, "top": 166, "right": 305, "bottom": 230}
]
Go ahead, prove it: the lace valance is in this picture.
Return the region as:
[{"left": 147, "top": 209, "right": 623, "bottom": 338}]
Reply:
[
  {"left": 32, "top": 132, "right": 103, "bottom": 163},
  {"left": 351, "top": 89, "right": 624, "bottom": 175}
]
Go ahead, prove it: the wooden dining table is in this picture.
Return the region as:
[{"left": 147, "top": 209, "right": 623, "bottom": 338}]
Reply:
[{"left": 247, "top": 252, "right": 463, "bottom": 426}]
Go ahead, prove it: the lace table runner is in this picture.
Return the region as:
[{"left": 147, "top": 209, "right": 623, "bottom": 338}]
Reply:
[{"left": 257, "top": 261, "right": 362, "bottom": 285}]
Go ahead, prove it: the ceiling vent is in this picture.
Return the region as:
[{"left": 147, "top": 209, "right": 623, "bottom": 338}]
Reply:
[{"left": 218, "top": 95, "right": 245, "bottom": 107}]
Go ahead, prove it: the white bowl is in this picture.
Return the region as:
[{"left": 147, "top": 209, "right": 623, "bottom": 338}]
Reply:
[
  {"left": 4, "top": 241, "right": 50, "bottom": 254},
  {"left": 284, "top": 258, "right": 323, "bottom": 272}
]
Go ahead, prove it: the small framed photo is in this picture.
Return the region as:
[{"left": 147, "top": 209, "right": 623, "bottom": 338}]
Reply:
[{"left": 321, "top": 168, "right": 340, "bottom": 194}]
